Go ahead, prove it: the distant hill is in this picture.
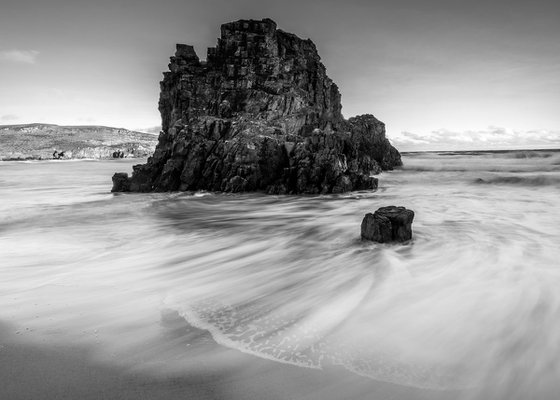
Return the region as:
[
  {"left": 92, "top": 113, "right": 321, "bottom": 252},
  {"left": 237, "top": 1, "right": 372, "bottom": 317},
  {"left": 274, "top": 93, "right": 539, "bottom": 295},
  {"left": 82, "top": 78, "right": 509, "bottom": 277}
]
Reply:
[{"left": 0, "top": 123, "right": 159, "bottom": 161}]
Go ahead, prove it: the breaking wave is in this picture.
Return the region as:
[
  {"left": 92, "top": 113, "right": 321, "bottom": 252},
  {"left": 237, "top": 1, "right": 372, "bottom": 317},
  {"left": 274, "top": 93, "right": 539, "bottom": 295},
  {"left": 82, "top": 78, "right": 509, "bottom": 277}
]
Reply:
[{"left": 473, "top": 174, "right": 560, "bottom": 186}]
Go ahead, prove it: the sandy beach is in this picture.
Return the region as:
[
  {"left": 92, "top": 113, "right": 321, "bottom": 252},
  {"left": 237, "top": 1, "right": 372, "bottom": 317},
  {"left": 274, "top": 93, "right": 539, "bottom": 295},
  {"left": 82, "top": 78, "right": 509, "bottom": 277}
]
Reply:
[
  {"left": 0, "top": 313, "right": 462, "bottom": 400},
  {"left": 2, "top": 156, "right": 560, "bottom": 399}
]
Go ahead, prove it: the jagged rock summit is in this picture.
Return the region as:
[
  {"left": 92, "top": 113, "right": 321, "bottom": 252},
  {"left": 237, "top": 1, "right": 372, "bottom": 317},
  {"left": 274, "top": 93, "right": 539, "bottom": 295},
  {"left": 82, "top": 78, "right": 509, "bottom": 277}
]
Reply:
[{"left": 112, "top": 18, "right": 402, "bottom": 194}]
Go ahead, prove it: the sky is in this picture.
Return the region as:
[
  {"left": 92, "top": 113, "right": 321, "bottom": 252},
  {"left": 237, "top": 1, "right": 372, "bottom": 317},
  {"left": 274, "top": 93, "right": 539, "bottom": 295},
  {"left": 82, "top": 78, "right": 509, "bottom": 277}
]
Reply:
[{"left": 1, "top": 0, "right": 559, "bottom": 151}]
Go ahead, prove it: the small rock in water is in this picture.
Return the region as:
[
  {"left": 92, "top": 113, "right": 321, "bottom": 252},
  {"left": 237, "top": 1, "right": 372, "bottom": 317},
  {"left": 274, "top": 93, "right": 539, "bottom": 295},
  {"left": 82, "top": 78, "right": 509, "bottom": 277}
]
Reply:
[
  {"left": 361, "top": 206, "right": 414, "bottom": 243},
  {"left": 112, "top": 172, "right": 131, "bottom": 192}
]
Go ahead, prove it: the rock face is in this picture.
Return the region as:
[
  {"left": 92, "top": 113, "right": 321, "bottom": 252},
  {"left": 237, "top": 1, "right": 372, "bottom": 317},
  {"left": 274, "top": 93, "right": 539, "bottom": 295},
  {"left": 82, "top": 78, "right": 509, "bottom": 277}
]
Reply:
[
  {"left": 112, "top": 18, "right": 401, "bottom": 194},
  {"left": 361, "top": 206, "right": 414, "bottom": 243}
]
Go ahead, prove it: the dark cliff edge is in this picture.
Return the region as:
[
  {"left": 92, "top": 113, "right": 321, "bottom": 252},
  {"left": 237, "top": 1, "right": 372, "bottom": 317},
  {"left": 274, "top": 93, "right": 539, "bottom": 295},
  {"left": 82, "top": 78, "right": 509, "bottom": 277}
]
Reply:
[{"left": 112, "top": 18, "right": 402, "bottom": 194}]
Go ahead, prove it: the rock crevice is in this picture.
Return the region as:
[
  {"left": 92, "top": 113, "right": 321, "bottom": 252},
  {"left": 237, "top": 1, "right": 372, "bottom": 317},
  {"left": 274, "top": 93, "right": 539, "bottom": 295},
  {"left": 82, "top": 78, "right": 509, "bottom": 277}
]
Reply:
[{"left": 112, "top": 18, "right": 402, "bottom": 194}]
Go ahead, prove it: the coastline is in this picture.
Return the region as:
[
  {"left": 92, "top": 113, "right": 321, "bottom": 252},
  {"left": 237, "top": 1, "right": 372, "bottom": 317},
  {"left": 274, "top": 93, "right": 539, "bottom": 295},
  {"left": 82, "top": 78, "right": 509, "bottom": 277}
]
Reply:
[{"left": 0, "top": 156, "right": 147, "bottom": 162}]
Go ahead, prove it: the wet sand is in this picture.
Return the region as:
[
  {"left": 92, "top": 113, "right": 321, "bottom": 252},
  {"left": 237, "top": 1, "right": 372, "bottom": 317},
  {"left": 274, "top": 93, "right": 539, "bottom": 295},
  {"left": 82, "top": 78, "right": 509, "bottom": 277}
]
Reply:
[{"left": 0, "top": 315, "right": 463, "bottom": 400}]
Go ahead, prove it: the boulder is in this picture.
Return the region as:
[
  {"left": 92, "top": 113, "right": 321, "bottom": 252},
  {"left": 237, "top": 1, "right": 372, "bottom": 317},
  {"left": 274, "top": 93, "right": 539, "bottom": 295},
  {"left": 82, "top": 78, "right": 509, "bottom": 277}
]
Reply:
[
  {"left": 361, "top": 206, "right": 414, "bottom": 243},
  {"left": 112, "top": 172, "right": 131, "bottom": 192},
  {"left": 112, "top": 18, "right": 402, "bottom": 194}
]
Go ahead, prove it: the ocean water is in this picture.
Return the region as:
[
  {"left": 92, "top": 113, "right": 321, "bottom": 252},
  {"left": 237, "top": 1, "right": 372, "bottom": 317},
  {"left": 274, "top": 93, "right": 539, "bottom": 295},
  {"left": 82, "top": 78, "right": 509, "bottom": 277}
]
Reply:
[{"left": 1, "top": 151, "right": 560, "bottom": 398}]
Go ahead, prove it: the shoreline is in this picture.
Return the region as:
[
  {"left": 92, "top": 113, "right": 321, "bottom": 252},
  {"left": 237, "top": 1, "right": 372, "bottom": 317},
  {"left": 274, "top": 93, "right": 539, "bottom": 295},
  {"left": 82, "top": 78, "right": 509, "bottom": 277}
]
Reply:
[
  {"left": 4, "top": 147, "right": 558, "bottom": 162},
  {"left": 0, "top": 314, "right": 465, "bottom": 400},
  {"left": 0, "top": 157, "right": 147, "bottom": 162}
]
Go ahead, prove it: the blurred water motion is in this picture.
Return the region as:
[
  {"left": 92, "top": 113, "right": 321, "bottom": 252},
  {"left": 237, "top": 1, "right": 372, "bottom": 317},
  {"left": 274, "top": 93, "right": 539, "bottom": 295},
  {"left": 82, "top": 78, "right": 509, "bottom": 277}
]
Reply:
[{"left": 1, "top": 151, "right": 559, "bottom": 398}]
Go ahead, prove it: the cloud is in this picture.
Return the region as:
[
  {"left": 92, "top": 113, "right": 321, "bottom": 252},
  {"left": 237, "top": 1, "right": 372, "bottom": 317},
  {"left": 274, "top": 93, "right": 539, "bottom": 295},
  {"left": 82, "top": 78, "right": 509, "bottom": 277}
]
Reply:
[
  {"left": 136, "top": 126, "right": 162, "bottom": 135},
  {"left": 391, "top": 127, "right": 560, "bottom": 151},
  {"left": 1, "top": 114, "right": 19, "bottom": 121},
  {"left": 0, "top": 50, "right": 40, "bottom": 64}
]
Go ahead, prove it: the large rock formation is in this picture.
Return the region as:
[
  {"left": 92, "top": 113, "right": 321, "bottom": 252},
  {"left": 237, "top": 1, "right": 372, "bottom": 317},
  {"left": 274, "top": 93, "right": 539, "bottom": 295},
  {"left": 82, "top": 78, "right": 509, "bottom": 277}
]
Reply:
[{"left": 112, "top": 18, "right": 401, "bottom": 194}]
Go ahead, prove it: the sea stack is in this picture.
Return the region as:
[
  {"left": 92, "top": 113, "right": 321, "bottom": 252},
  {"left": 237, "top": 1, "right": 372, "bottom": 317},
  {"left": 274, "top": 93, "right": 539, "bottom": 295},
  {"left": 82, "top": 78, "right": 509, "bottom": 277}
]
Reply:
[
  {"left": 112, "top": 18, "right": 402, "bottom": 194},
  {"left": 361, "top": 206, "right": 414, "bottom": 243}
]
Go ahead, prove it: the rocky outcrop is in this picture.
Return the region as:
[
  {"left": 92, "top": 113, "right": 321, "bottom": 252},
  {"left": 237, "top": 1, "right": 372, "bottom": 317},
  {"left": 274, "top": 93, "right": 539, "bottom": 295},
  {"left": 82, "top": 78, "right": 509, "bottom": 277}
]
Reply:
[
  {"left": 361, "top": 206, "right": 414, "bottom": 243},
  {"left": 112, "top": 18, "right": 401, "bottom": 194}
]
